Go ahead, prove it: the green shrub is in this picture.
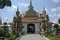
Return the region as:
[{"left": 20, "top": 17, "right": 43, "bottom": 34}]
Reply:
[
  {"left": 0, "top": 27, "right": 5, "bottom": 37},
  {"left": 9, "top": 35, "right": 16, "bottom": 40},
  {"left": 57, "top": 26, "right": 60, "bottom": 30}
]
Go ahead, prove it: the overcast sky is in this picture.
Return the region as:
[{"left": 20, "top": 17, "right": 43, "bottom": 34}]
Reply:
[{"left": 0, "top": 0, "right": 60, "bottom": 23}]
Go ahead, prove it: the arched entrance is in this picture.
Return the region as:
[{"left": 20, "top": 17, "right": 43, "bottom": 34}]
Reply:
[{"left": 27, "top": 24, "right": 35, "bottom": 33}]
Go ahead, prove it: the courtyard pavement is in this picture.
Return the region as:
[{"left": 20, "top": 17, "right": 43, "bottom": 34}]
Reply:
[{"left": 20, "top": 34, "right": 48, "bottom": 40}]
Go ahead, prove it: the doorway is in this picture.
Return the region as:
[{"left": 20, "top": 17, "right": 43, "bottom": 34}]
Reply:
[{"left": 27, "top": 24, "right": 35, "bottom": 33}]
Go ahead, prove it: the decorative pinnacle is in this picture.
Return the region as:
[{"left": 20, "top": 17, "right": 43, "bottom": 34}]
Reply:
[
  {"left": 30, "top": 0, "right": 32, "bottom": 5},
  {"left": 29, "top": 0, "right": 33, "bottom": 9}
]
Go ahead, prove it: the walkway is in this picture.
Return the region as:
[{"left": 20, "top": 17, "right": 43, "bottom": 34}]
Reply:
[{"left": 20, "top": 34, "right": 48, "bottom": 40}]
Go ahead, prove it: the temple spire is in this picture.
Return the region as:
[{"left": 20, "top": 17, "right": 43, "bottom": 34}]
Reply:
[{"left": 29, "top": 0, "right": 33, "bottom": 9}]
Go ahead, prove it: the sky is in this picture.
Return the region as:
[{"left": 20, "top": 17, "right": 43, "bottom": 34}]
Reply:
[{"left": 0, "top": 0, "right": 60, "bottom": 23}]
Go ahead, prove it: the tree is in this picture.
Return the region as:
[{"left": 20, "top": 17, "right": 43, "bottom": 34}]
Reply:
[
  {"left": 0, "top": 0, "right": 11, "bottom": 9},
  {"left": 54, "top": 24, "right": 59, "bottom": 29},
  {"left": 3, "top": 22, "right": 7, "bottom": 25},
  {"left": 3, "top": 22, "right": 10, "bottom": 37},
  {"left": 58, "top": 18, "right": 60, "bottom": 24}
]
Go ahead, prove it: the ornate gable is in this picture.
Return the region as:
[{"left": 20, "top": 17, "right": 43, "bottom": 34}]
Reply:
[{"left": 24, "top": 9, "right": 39, "bottom": 18}]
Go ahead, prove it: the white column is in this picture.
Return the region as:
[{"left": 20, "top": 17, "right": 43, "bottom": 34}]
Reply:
[
  {"left": 35, "top": 23, "right": 39, "bottom": 34},
  {"left": 23, "top": 23, "right": 27, "bottom": 34},
  {"left": 25, "top": 24, "right": 27, "bottom": 34}
]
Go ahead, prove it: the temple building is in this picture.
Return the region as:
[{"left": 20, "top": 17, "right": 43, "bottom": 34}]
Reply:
[{"left": 13, "top": 0, "right": 52, "bottom": 34}]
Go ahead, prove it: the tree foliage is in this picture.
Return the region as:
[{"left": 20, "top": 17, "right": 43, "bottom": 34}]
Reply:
[
  {"left": 0, "top": 0, "right": 11, "bottom": 9},
  {"left": 54, "top": 24, "right": 59, "bottom": 28},
  {"left": 0, "top": 27, "right": 5, "bottom": 37},
  {"left": 58, "top": 18, "right": 60, "bottom": 24},
  {"left": 3, "top": 22, "right": 7, "bottom": 25}
]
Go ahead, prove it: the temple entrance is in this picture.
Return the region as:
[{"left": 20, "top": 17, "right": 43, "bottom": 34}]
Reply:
[{"left": 27, "top": 24, "right": 35, "bottom": 33}]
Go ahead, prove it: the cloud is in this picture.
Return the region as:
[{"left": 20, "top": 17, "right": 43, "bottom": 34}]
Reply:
[
  {"left": 57, "top": 13, "right": 60, "bottom": 17},
  {"left": 52, "top": 19, "right": 58, "bottom": 23},
  {"left": 5, "top": 17, "right": 8, "bottom": 20},
  {"left": 51, "top": 8, "right": 57, "bottom": 12},
  {"left": 45, "top": 8, "right": 47, "bottom": 11},
  {"left": 52, "top": 0, "right": 60, "bottom": 3},
  {"left": 12, "top": 5, "right": 17, "bottom": 9},
  {"left": 50, "top": 13, "right": 60, "bottom": 23},
  {"left": 19, "top": 3, "right": 29, "bottom": 7},
  {"left": 51, "top": 7, "right": 60, "bottom": 12},
  {"left": 4, "top": 17, "right": 8, "bottom": 22},
  {"left": 11, "top": 3, "right": 29, "bottom": 9},
  {"left": 49, "top": 13, "right": 57, "bottom": 18},
  {"left": 45, "top": 8, "right": 50, "bottom": 13}
]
